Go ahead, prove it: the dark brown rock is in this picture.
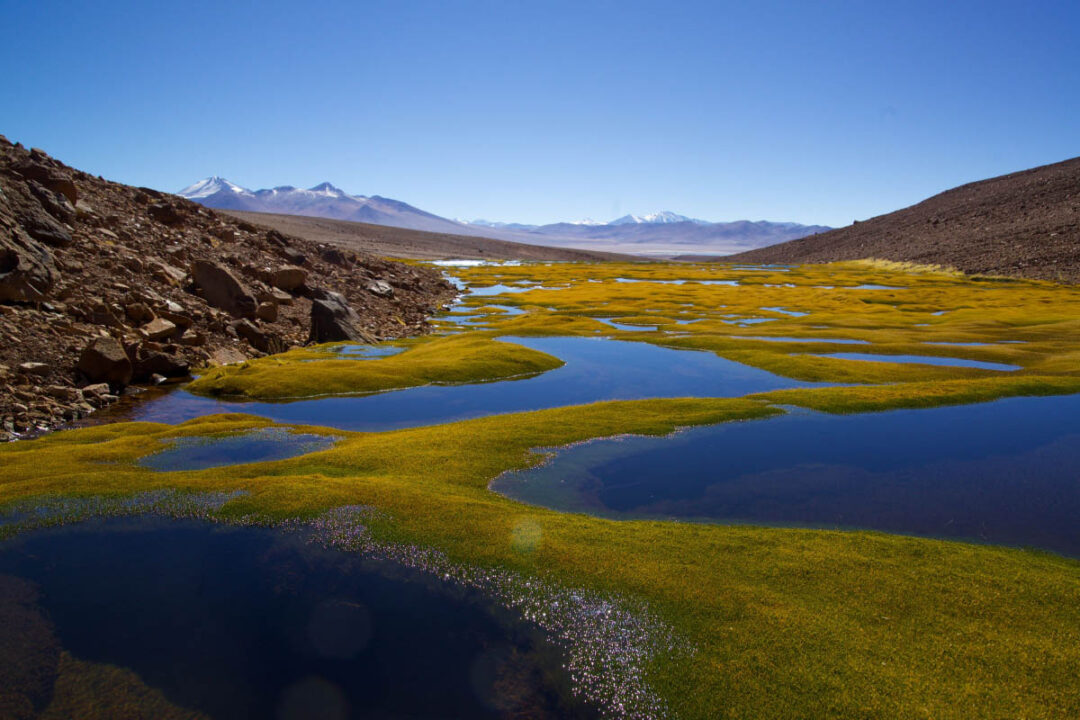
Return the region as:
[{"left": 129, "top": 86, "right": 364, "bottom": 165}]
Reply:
[
  {"left": 309, "top": 291, "right": 376, "bottom": 344},
  {"left": 76, "top": 336, "right": 132, "bottom": 388},
  {"left": 148, "top": 202, "right": 182, "bottom": 225},
  {"left": 255, "top": 301, "right": 278, "bottom": 322},
  {"left": 319, "top": 245, "right": 354, "bottom": 266},
  {"left": 0, "top": 229, "right": 59, "bottom": 303},
  {"left": 233, "top": 318, "right": 284, "bottom": 353},
  {"left": 140, "top": 317, "right": 177, "bottom": 341},
  {"left": 132, "top": 349, "right": 189, "bottom": 380},
  {"left": 125, "top": 302, "right": 155, "bottom": 324},
  {"left": 26, "top": 181, "right": 76, "bottom": 225},
  {"left": 17, "top": 362, "right": 49, "bottom": 377},
  {"left": 366, "top": 279, "right": 394, "bottom": 298},
  {"left": 191, "top": 260, "right": 257, "bottom": 318},
  {"left": 271, "top": 265, "right": 307, "bottom": 292}
]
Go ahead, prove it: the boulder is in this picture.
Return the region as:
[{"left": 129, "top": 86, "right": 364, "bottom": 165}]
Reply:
[
  {"left": 26, "top": 180, "right": 76, "bottom": 225},
  {"left": 132, "top": 349, "right": 189, "bottom": 380},
  {"left": 15, "top": 197, "right": 71, "bottom": 247},
  {"left": 366, "top": 279, "right": 394, "bottom": 298},
  {"left": 149, "top": 258, "right": 187, "bottom": 286},
  {"left": 190, "top": 260, "right": 257, "bottom": 318},
  {"left": 233, "top": 318, "right": 283, "bottom": 353},
  {"left": 279, "top": 247, "right": 307, "bottom": 266},
  {"left": 0, "top": 230, "right": 59, "bottom": 303},
  {"left": 257, "top": 288, "right": 293, "bottom": 306},
  {"left": 76, "top": 336, "right": 132, "bottom": 388},
  {"left": 209, "top": 346, "right": 247, "bottom": 366},
  {"left": 319, "top": 245, "right": 354, "bottom": 266},
  {"left": 157, "top": 309, "right": 193, "bottom": 328},
  {"left": 17, "top": 362, "right": 50, "bottom": 377},
  {"left": 309, "top": 291, "right": 377, "bottom": 344},
  {"left": 255, "top": 301, "right": 278, "bottom": 322},
  {"left": 178, "top": 328, "right": 205, "bottom": 346},
  {"left": 148, "top": 202, "right": 182, "bottom": 225},
  {"left": 45, "top": 176, "right": 78, "bottom": 205},
  {"left": 271, "top": 265, "right": 307, "bottom": 292},
  {"left": 140, "top": 317, "right": 177, "bottom": 341},
  {"left": 46, "top": 385, "right": 82, "bottom": 402},
  {"left": 125, "top": 302, "right": 155, "bottom": 324},
  {"left": 80, "top": 383, "right": 111, "bottom": 399}
]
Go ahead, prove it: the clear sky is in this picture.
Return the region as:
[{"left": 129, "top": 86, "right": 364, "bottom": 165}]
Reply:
[{"left": 4, "top": 0, "right": 1077, "bottom": 227}]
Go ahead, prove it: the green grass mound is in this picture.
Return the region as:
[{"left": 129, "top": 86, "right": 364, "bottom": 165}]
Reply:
[
  {"left": 2, "top": 399, "right": 1080, "bottom": 719},
  {"left": 186, "top": 334, "right": 564, "bottom": 400}
]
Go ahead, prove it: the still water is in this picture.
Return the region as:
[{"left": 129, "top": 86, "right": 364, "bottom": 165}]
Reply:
[
  {"left": 494, "top": 394, "right": 1080, "bottom": 557},
  {"left": 124, "top": 336, "right": 818, "bottom": 432},
  {"left": 139, "top": 427, "right": 338, "bottom": 471},
  {"left": 0, "top": 517, "right": 594, "bottom": 719}
]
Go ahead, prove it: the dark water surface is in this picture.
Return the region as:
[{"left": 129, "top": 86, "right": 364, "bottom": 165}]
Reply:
[
  {"left": 812, "top": 352, "right": 1021, "bottom": 372},
  {"left": 0, "top": 517, "right": 594, "bottom": 719},
  {"left": 123, "top": 336, "right": 817, "bottom": 431},
  {"left": 493, "top": 394, "right": 1080, "bottom": 557},
  {"left": 139, "top": 427, "right": 338, "bottom": 471}
]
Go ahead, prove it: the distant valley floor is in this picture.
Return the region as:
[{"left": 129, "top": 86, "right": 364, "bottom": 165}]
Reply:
[{"left": 223, "top": 210, "right": 643, "bottom": 262}]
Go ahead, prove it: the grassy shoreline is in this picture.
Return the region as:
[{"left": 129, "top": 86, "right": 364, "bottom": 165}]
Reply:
[{"left": 4, "top": 259, "right": 1080, "bottom": 718}]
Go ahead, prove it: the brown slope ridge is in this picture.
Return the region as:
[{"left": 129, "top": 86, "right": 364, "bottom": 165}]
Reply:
[
  {"left": 222, "top": 210, "right": 640, "bottom": 262},
  {"left": 729, "top": 156, "right": 1080, "bottom": 283},
  {"left": 0, "top": 136, "right": 456, "bottom": 439}
]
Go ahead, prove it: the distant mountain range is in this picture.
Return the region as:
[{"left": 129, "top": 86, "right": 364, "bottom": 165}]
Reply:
[{"left": 178, "top": 177, "right": 830, "bottom": 255}]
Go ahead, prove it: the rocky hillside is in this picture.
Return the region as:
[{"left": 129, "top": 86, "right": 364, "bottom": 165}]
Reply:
[
  {"left": 0, "top": 137, "right": 455, "bottom": 440},
  {"left": 730, "top": 156, "right": 1080, "bottom": 283}
]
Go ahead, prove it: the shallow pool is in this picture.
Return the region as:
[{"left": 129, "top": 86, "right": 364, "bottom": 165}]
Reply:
[
  {"left": 138, "top": 427, "right": 338, "bottom": 471},
  {"left": 493, "top": 394, "right": 1080, "bottom": 556},
  {"left": 124, "top": 336, "right": 820, "bottom": 431},
  {"left": 812, "top": 352, "right": 1021, "bottom": 372},
  {"left": 0, "top": 517, "right": 593, "bottom": 719}
]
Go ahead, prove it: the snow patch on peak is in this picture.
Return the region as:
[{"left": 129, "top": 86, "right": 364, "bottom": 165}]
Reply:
[
  {"left": 307, "top": 182, "right": 348, "bottom": 197},
  {"left": 610, "top": 211, "right": 701, "bottom": 225},
  {"left": 178, "top": 177, "right": 252, "bottom": 199}
]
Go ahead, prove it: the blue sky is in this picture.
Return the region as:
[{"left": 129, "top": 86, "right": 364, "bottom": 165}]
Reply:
[{"left": 4, "top": 0, "right": 1077, "bottom": 227}]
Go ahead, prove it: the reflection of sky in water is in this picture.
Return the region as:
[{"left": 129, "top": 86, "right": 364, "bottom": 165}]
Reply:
[
  {"left": 592, "top": 318, "right": 659, "bottom": 332},
  {"left": 811, "top": 352, "right": 1020, "bottom": 371},
  {"left": 730, "top": 336, "right": 868, "bottom": 344},
  {"left": 761, "top": 306, "right": 808, "bottom": 317},
  {"left": 0, "top": 518, "right": 591, "bottom": 719},
  {"left": 130, "top": 336, "right": 820, "bottom": 432},
  {"left": 139, "top": 428, "right": 338, "bottom": 471},
  {"left": 494, "top": 394, "right": 1080, "bottom": 557}
]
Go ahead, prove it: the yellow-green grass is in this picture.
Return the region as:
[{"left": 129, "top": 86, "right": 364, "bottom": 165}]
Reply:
[
  {"left": 439, "top": 260, "right": 1080, "bottom": 403},
  {"left": 754, "top": 374, "right": 1080, "bottom": 413},
  {"left": 6, "top": 259, "right": 1080, "bottom": 717},
  {"left": 186, "top": 333, "right": 564, "bottom": 400},
  {"left": 2, "top": 399, "right": 1079, "bottom": 719}
]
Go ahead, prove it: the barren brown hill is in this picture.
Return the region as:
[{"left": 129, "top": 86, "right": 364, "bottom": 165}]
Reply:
[
  {"left": 729, "top": 156, "right": 1080, "bottom": 282},
  {"left": 222, "top": 210, "right": 639, "bottom": 262},
  {"left": 0, "top": 137, "right": 455, "bottom": 438}
]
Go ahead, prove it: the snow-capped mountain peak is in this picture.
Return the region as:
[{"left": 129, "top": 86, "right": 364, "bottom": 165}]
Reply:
[
  {"left": 177, "top": 177, "right": 252, "bottom": 199},
  {"left": 307, "top": 181, "right": 349, "bottom": 197},
  {"left": 609, "top": 211, "right": 701, "bottom": 225}
]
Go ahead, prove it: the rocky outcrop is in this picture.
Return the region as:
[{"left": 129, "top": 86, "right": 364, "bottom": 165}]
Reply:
[
  {"left": 76, "top": 337, "right": 133, "bottom": 388},
  {"left": 270, "top": 265, "right": 307, "bottom": 292},
  {"left": 310, "top": 291, "right": 377, "bottom": 344},
  {"left": 0, "top": 136, "right": 456, "bottom": 439},
  {"left": 0, "top": 230, "right": 59, "bottom": 302},
  {"left": 191, "top": 260, "right": 258, "bottom": 318}
]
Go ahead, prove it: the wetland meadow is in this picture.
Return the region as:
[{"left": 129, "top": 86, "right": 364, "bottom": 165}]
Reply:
[{"left": 3, "top": 260, "right": 1080, "bottom": 719}]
